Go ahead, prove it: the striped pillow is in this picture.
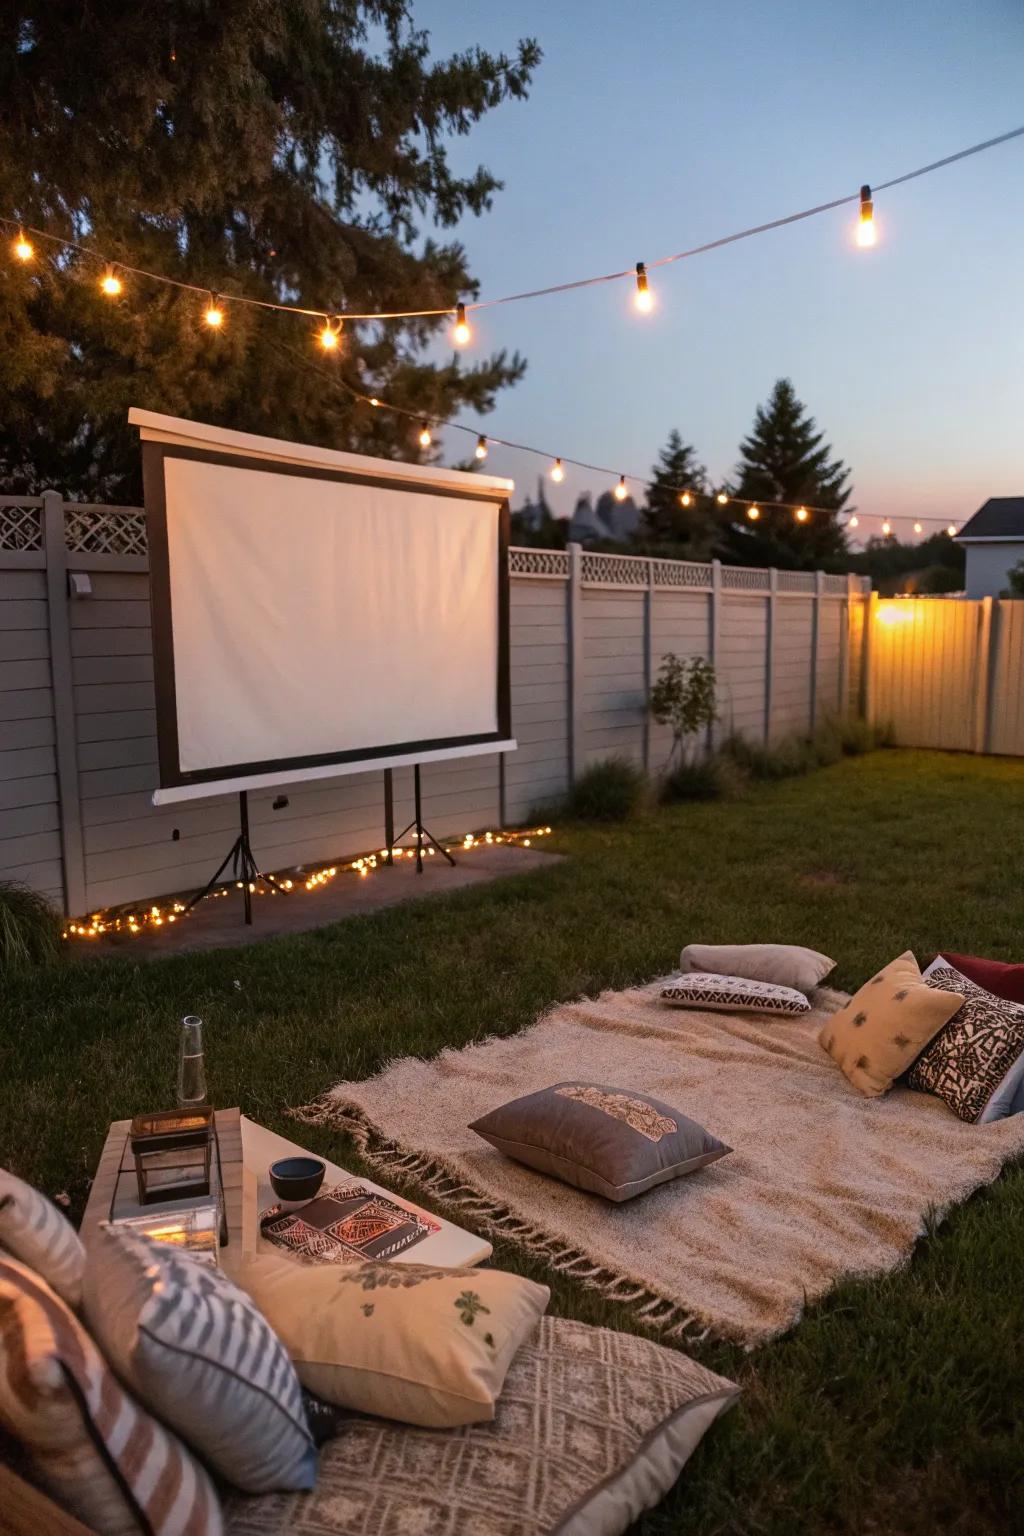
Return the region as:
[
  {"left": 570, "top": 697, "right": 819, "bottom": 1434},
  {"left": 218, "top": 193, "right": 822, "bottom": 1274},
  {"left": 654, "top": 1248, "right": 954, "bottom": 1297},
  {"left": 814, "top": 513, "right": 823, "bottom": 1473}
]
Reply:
[
  {"left": 84, "top": 1223, "right": 316, "bottom": 1494},
  {"left": 0, "top": 1254, "right": 221, "bottom": 1535},
  {"left": 0, "top": 1167, "right": 85, "bottom": 1308}
]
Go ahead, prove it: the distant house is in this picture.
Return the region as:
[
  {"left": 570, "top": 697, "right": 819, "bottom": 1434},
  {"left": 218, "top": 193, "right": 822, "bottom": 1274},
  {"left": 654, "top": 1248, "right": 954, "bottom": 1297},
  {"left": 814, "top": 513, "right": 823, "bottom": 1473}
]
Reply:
[
  {"left": 568, "top": 489, "right": 641, "bottom": 545},
  {"left": 955, "top": 498, "right": 1024, "bottom": 597}
]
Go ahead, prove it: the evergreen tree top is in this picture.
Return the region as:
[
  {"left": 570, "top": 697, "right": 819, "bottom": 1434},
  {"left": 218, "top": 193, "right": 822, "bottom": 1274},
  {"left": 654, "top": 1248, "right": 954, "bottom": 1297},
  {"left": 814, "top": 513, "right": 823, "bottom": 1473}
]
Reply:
[{"left": 0, "top": 3, "right": 540, "bottom": 498}]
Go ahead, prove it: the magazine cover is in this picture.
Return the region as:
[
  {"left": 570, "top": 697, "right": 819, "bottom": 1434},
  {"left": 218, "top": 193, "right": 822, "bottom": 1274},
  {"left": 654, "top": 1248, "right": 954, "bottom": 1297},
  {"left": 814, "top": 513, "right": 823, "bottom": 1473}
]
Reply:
[{"left": 260, "top": 1182, "right": 440, "bottom": 1263}]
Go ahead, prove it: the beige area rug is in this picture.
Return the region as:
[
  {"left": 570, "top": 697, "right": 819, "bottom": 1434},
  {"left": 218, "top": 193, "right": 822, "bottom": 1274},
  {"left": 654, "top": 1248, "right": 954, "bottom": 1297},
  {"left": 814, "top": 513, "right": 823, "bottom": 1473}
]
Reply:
[{"left": 296, "top": 980, "right": 1024, "bottom": 1346}]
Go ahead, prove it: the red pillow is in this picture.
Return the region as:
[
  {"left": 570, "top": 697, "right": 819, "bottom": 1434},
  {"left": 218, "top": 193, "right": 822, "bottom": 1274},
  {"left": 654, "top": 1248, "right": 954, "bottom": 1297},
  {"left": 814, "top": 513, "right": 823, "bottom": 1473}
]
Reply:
[{"left": 938, "top": 951, "right": 1024, "bottom": 1004}]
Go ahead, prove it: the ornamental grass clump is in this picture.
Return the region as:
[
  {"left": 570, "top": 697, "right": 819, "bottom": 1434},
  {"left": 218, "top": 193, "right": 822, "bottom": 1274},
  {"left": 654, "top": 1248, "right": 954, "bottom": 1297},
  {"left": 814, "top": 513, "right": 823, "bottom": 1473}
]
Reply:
[
  {"left": 0, "top": 881, "right": 62, "bottom": 975},
  {"left": 567, "top": 758, "right": 647, "bottom": 822}
]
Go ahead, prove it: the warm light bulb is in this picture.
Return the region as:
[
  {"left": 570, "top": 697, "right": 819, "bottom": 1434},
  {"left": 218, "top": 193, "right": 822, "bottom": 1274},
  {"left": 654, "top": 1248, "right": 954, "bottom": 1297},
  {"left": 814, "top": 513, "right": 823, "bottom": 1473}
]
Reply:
[
  {"left": 418, "top": 422, "right": 432, "bottom": 448},
  {"left": 203, "top": 296, "right": 224, "bottom": 328},
  {"left": 614, "top": 475, "right": 628, "bottom": 502},
  {"left": 634, "top": 261, "right": 653, "bottom": 313},
  {"left": 679, "top": 491, "right": 692, "bottom": 508},
  {"left": 452, "top": 302, "right": 472, "bottom": 347},
  {"left": 849, "top": 515, "right": 859, "bottom": 528},
  {"left": 913, "top": 521, "right": 923, "bottom": 534},
  {"left": 550, "top": 458, "right": 565, "bottom": 483},
  {"left": 13, "top": 230, "right": 33, "bottom": 262},
  {"left": 882, "top": 520, "right": 892, "bottom": 536},
  {"left": 716, "top": 492, "right": 728, "bottom": 506},
  {"left": 474, "top": 434, "right": 488, "bottom": 461},
  {"left": 947, "top": 524, "right": 957, "bottom": 537},
  {"left": 369, "top": 396, "right": 380, "bottom": 407},
  {"left": 100, "top": 266, "right": 122, "bottom": 296},
  {"left": 795, "top": 505, "right": 809, "bottom": 523},
  {"left": 318, "top": 317, "right": 341, "bottom": 351},
  {"left": 747, "top": 505, "right": 760, "bottom": 521},
  {"left": 856, "top": 184, "right": 876, "bottom": 248}
]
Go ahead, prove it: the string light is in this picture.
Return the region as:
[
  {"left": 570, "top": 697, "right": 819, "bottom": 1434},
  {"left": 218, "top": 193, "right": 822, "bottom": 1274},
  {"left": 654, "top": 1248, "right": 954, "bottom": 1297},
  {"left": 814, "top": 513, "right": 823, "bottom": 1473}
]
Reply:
[
  {"left": 100, "top": 265, "right": 123, "bottom": 296},
  {"left": 613, "top": 475, "right": 628, "bottom": 501},
  {"left": 317, "top": 316, "right": 342, "bottom": 351},
  {"left": 634, "top": 262, "right": 653, "bottom": 313},
  {"left": 849, "top": 515, "right": 860, "bottom": 528},
  {"left": 550, "top": 458, "right": 565, "bottom": 483},
  {"left": 474, "top": 434, "right": 488, "bottom": 461},
  {"left": 4, "top": 126, "right": 1022, "bottom": 340},
  {"left": 947, "top": 523, "right": 958, "bottom": 536},
  {"left": 418, "top": 422, "right": 433, "bottom": 448},
  {"left": 882, "top": 520, "right": 892, "bottom": 535},
  {"left": 203, "top": 294, "right": 224, "bottom": 328},
  {"left": 452, "top": 302, "right": 472, "bottom": 347},
  {"left": 13, "top": 230, "right": 33, "bottom": 261},
  {"left": 61, "top": 826, "right": 555, "bottom": 942},
  {"left": 679, "top": 491, "right": 692, "bottom": 508},
  {"left": 856, "top": 184, "right": 877, "bottom": 247},
  {"left": 716, "top": 492, "right": 729, "bottom": 506},
  {"left": 795, "top": 505, "right": 809, "bottom": 523},
  {"left": 913, "top": 521, "right": 923, "bottom": 534},
  {"left": 369, "top": 396, "right": 380, "bottom": 407},
  {"left": 747, "top": 505, "right": 760, "bottom": 521}
]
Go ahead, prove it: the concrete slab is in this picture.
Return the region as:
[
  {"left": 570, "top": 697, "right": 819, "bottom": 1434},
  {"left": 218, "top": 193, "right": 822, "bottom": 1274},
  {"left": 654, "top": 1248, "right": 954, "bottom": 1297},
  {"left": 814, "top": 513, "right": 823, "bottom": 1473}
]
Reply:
[{"left": 82, "top": 844, "right": 564, "bottom": 959}]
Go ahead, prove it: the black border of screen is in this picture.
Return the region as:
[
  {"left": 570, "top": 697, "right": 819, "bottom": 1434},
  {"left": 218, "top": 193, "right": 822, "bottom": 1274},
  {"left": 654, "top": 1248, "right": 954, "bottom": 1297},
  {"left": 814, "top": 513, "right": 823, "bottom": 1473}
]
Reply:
[{"left": 143, "top": 441, "right": 512, "bottom": 790}]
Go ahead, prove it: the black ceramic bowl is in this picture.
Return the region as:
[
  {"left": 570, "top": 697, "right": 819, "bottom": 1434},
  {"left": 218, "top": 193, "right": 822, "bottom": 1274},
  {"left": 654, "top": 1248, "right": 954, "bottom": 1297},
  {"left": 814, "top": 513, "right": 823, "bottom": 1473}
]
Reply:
[{"left": 269, "top": 1155, "right": 326, "bottom": 1205}]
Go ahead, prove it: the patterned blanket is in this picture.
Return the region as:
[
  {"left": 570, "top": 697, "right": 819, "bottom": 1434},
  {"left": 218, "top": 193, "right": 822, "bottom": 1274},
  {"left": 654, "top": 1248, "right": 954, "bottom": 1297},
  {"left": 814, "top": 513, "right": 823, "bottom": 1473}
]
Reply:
[{"left": 297, "top": 980, "right": 1024, "bottom": 1345}]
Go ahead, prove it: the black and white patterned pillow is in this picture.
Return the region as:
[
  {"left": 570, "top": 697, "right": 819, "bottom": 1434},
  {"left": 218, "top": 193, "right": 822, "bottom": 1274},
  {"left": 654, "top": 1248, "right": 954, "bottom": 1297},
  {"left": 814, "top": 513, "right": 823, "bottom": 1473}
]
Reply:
[
  {"left": 661, "top": 972, "right": 810, "bottom": 1016},
  {"left": 909, "top": 967, "right": 1024, "bottom": 1122}
]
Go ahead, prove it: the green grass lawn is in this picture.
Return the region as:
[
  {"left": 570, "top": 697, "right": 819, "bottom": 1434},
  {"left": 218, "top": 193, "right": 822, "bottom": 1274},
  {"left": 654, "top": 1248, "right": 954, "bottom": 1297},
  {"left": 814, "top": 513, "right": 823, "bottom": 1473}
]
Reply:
[{"left": 3, "top": 748, "right": 1024, "bottom": 1534}]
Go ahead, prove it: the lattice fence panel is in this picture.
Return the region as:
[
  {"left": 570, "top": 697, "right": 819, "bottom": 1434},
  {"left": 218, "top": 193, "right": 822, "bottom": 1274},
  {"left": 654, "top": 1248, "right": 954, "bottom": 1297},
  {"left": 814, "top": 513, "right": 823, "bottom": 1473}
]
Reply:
[
  {"left": 64, "top": 505, "right": 147, "bottom": 555},
  {"left": 508, "top": 547, "right": 570, "bottom": 579},
  {"left": 722, "top": 566, "right": 770, "bottom": 591},
  {"left": 581, "top": 551, "right": 650, "bottom": 586},
  {"left": 0, "top": 501, "right": 44, "bottom": 552},
  {"left": 776, "top": 570, "right": 815, "bottom": 593},
  {"left": 652, "top": 559, "right": 712, "bottom": 589}
]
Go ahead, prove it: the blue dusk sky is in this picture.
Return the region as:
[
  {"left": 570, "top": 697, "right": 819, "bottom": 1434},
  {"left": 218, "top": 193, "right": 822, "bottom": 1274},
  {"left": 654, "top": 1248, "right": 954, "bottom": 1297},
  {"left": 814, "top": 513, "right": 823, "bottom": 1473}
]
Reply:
[{"left": 416, "top": 0, "right": 1023, "bottom": 541}]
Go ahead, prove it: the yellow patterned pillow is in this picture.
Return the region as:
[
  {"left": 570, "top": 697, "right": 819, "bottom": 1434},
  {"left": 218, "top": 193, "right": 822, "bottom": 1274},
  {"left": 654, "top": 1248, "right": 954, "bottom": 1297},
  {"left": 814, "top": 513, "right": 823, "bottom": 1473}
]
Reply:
[{"left": 819, "top": 951, "right": 964, "bottom": 1097}]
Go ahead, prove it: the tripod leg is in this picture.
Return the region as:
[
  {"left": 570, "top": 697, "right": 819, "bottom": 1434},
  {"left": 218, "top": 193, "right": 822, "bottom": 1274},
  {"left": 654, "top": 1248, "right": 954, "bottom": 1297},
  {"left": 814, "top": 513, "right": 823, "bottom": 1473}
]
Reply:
[
  {"left": 414, "top": 765, "right": 423, "bottom": 873},
  {"left": 384, "top": 769, "right": 395, "bottom": 867},
  {"left": 239, "top": 792, "right": 253, "bottom": 925}
]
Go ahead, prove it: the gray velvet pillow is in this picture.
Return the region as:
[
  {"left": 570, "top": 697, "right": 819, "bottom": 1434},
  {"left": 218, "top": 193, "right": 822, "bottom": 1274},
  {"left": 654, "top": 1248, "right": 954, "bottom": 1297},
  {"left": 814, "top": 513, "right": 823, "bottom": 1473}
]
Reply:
[{"left": 469, "top": 1082, "right": 731, "bottom": 1202}]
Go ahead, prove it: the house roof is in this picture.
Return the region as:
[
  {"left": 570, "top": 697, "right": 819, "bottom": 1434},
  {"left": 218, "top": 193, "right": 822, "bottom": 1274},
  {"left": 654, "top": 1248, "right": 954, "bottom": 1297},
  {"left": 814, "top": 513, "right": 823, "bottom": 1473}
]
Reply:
[{"left": 955, "top": 497, "right": 1024, "bottom": 541}]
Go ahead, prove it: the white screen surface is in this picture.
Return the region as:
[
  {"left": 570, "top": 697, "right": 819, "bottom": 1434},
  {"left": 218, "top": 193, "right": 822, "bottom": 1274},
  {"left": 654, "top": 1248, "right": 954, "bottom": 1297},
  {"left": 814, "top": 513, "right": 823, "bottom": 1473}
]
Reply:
[{"left": 163, "top": 455, "right": 501, "bottom": 775}]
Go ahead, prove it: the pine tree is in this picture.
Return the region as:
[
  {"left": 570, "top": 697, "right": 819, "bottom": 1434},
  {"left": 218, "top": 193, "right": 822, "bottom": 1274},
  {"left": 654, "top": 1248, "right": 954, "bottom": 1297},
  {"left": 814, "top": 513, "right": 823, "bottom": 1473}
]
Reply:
[
  {"left": 722, "top": 379, "right": 851, "bottom": 568},
  {"left": 0, "top": 4, "right": 540, "bottom": 498},
  {"left": 643, "top": 430, "right": 716, "bottom": 554}
]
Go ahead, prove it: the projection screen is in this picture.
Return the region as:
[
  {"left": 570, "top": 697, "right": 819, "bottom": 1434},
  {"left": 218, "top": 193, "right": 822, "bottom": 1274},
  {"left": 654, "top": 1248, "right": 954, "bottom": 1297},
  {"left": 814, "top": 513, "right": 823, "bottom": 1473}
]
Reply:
[{"left": 131, "top": 410, "right": 515, "bottom": 806}]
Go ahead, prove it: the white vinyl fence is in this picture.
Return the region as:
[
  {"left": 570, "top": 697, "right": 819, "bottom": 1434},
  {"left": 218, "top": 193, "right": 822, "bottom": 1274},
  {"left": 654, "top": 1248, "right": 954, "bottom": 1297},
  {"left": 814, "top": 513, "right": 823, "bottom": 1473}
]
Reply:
[
  {"left": 865, "top": 593, "right": 1024, "bottom": 756},
  {"left": 1, "top": 494, "right": 867, "bottom": 916}
]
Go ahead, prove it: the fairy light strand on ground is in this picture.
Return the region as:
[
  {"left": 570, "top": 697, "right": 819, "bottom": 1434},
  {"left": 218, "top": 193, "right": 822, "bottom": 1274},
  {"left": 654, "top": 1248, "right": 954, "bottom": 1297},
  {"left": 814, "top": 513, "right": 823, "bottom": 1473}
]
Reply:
[{"left": 61, "top": 826, "right": 554, "bottom": 941}]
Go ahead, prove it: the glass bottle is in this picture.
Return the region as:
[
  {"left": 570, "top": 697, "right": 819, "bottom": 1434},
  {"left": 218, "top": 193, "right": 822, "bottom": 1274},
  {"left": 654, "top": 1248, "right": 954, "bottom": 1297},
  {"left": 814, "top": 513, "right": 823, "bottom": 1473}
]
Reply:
[{"left": 176, "top": 1015, "right": 208, "bottom": 1109}]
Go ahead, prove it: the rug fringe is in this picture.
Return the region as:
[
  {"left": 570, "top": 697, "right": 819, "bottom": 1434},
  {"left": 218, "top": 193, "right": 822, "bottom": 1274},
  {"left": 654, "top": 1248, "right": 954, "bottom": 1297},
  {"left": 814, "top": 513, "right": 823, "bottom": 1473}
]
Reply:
[{"left": 290, "top": 1095, "right": 709, "bottom": 1345}]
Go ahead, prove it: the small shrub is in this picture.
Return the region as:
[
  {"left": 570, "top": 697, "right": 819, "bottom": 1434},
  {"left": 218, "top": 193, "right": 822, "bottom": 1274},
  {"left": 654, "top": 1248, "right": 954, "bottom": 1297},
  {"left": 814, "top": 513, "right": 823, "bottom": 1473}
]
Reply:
[
  {"left": 808, "top": 718, "right": 844, "bottom": 767},
  {"left": 662, "top": 754, "right": 748, "bottom": 803},
  {"left": 649, "top": 654, "right": 718, "bottom": 768},
  {"left": 0, "top": 881, "right": 62, "bottom": 975},
  {"left": 839, "top": 716, "right": 891, "bottom": 754},
  {"left": 568, "top": 757, "right": 646, "bottom": 821}
]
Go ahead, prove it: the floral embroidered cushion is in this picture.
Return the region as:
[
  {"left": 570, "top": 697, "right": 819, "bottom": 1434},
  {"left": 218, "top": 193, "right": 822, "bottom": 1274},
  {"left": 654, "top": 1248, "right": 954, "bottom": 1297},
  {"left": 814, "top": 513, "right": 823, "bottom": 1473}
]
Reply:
[
  {"left": 225, "top": 1250, "right": 549, "bottom": 1429},
  {"left": 680, "top": 941, "right": 835, "bottom": 992},
  {"left": 83, "top": 1224, "right": 316, "bottom": 1494},
  {"left": 661, "top": 972, "right": 811, "bottom": 1016},
  {"left": 0, "top": 1167, "right": 85, "bottom": 1308},
  {"left": 224, "top": 1317, "right": 739, "bottom": 1536},
  {"left": 818, "top": 950, "right": 964, "bottom": 1097},
  {"left": 468, "top": 1081, "right": 731, "bottom": 1202},
  {"left": 909, "top": 965, "right": 1024, "bottom": 1123}
]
